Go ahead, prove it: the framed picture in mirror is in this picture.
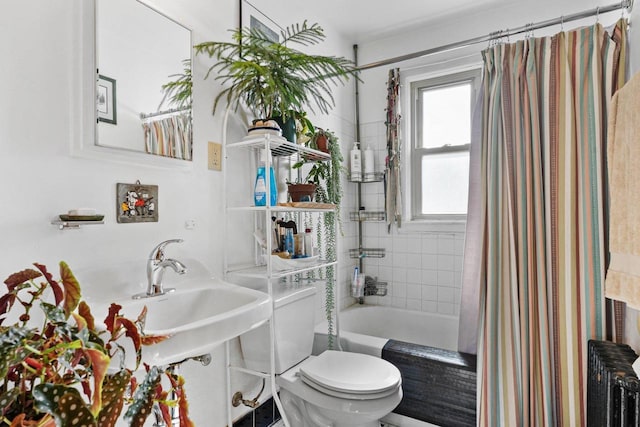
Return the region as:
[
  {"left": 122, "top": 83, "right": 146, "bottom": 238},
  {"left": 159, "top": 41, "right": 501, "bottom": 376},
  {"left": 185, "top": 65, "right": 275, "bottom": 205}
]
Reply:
[{"left": 97, "top": 74, "right": 117, "bottom": 124}]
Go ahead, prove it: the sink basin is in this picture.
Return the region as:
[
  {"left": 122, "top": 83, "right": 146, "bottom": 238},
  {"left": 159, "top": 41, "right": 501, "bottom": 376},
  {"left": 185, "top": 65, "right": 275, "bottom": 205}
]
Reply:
[
  {"left": 114, "top": 280, "right": 271, "bottom": 365},
  {"left": 77, "top": 258, "right": 271, "bottom": 366},
  {"left": 88, "top": 277, "right": 271, "bottom": 366}
]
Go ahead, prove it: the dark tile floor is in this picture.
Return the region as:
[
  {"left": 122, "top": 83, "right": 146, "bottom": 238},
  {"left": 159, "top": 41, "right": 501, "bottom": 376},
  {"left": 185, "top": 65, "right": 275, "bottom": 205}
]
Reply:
[{"left": 233, "top": 397, "right": 281, "bottom": 427}]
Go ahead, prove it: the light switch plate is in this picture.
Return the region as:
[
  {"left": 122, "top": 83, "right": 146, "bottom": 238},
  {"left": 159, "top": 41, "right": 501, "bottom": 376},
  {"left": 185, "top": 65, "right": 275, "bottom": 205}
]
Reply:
[{"left": 208, "top": 142, "right": 222, "bottom": 171}]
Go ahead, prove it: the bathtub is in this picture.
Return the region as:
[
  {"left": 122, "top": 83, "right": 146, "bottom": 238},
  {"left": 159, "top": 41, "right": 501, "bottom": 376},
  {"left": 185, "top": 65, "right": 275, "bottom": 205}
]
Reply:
[
  {"left": 313, "top": 304, "right": 476, "bottom": 427},
  {"left": 313, "top": 304, "right": 459, "bottom": 357}
]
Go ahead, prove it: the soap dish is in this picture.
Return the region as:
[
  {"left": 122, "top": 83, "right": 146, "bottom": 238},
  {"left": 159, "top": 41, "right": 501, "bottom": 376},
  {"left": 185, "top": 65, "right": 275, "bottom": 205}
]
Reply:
[{"left": 59, "top": 214, "right": 104, "bottom": 221}]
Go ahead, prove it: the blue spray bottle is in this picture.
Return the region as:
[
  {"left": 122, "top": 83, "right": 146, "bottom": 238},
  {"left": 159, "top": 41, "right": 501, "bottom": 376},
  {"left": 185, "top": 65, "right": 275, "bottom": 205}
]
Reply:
[{"left": 254, "top": 149, "right": 278, "bottom": 206}]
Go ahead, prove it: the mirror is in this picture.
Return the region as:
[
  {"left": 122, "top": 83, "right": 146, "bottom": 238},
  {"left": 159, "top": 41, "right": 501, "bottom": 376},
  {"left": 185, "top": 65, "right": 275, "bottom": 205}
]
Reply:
[{"left": 96, "top": 0, "right": 192, "bottom": 161}]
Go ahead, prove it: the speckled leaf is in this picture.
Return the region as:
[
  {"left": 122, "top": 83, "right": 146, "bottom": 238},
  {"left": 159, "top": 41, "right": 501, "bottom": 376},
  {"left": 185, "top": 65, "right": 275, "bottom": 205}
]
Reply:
[
  {"left": 123, "top": 366, "right": 161, "bottom": 427},
  {"left": 40, "top": 302, "right": 66, "bottom": 325},
  {"left": 33, "top": 263, "right": 63, "bottom": 306},
  {"left": 59, "top": 262, "right": 81, "bottom": 318},
  {"left": 83, "top": 348, "right": 110, "bottom": 416},
  {"left": 0, "top": 327, "right": 30, "bottom": 380},
  {"left": 140, "top": 334, "right": 169, "bottom": 346},
  {"left": 3, "top": 268, "right": 41, "bottom": 290},
  {"left": 0, "top": 293, "right": 17, "bottom": 323},
  {"left": 97, "top": 370, "right": 131, "bottom": 427},
  {"left": 33, "top": 384, "right": 96, "bottom": 427},
  {"left": 116, "top": 317, "right": 142, "bottom": 367},
  {"left": 78, "top": 301, "right": 96, "bottom": 331},
  {"left": 72, "top": 312, "right": 87, "bottom": 331},
  {"left": 135, "top": 305, "right": 147, "bottom": 325},
  {"left": 168, "top": 373, "right": 196, "bottom": 427},
  {"left": 103, "top": 303, "right": 122, "bottom": 335},
  {"left": 0, "top": 388, "right": 20, "bottom": 416}
]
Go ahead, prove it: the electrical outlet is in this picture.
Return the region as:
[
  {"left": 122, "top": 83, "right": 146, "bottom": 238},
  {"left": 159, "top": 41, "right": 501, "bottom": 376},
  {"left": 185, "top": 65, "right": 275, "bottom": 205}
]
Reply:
[{"left": 208, "top": 142, "right": 222, "bottom": 171}]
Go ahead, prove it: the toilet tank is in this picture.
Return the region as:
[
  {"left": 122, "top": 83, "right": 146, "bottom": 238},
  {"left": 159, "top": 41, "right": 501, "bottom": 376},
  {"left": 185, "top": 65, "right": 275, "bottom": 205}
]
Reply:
[{"left": 240, "top": 285, "right": 317, "bottom": 374}]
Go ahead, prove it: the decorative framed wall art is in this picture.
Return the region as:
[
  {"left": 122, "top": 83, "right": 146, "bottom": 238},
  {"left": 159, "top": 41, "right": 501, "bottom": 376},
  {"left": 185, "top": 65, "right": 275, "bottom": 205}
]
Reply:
[
  {"left": 117, "top": 181, "right": 158, "bottom": 223},
  {"left": 239, "top": 0, "right": 282, "bottom": 42}
]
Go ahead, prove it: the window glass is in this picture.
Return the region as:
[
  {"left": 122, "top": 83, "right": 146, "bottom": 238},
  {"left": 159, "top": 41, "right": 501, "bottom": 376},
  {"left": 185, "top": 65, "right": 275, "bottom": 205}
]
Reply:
[
  {"left": 420, "top": 83, "right": 471, "bottom": 149},
  {"left": 421, "top": 151, "right": 470, "bottom": 215},
  {"left": 410, "top": 69, "right": 480, "bottom": 222}
]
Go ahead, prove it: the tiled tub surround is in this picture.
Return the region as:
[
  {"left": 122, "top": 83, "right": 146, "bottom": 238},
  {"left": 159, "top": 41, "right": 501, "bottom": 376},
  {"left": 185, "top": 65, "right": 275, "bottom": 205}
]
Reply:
[
  {"left": 348, "top": 120, "right": 465, "bottom": 316},
  {"left": 357, "top": 225, "right": 464, "bottom": 316}
]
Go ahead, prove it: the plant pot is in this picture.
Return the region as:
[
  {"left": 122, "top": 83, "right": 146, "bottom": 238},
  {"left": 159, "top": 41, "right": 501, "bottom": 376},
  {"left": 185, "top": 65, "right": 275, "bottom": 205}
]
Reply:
[
  {"left": 287, "top": 183, "right": 316, "bottom": 202},
  {"left": 272, "top": 116, "right": 297, "bottom": 144},
  {"left": 314, "top": 132, "right": 329, "bottom": 153}
]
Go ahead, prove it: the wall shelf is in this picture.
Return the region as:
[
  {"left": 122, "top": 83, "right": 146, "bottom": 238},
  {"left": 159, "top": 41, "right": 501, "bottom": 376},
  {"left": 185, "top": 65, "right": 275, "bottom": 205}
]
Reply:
[
  {"left": 226, "top": 260, "right": 337, "bottom": 279},
  {"left": 349, "top": 248, "right": 386, "bottom": 259},
  {"left": 348, "top": 172, "right": 384, "bottom": 183},
  {"left": 51, "top": 220, "right": 104, "bottom": 230},
  {"left": 349, "top": 211, "right": 386, "bottom": 222}
]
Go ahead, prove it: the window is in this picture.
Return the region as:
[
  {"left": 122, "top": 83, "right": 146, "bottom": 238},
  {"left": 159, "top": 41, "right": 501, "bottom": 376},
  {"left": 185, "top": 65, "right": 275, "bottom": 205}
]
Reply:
[{"left": 410, "top": 69, "right": 480, "bottom": 222}]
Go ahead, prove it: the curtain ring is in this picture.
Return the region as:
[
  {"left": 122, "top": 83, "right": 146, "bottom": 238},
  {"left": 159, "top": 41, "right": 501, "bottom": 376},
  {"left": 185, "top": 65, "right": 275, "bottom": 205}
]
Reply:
[
  {"left": 596, "top": 6, "right": 600, "bottom": 23},
  {"left": 560, "top": 15, "right": 564, "bottom": 31}
]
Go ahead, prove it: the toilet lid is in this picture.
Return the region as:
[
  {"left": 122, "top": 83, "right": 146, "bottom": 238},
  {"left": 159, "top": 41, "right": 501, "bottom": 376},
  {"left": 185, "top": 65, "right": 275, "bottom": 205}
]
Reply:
[{"left": 298, "top": 351, "right": 401, "bottom": 396}]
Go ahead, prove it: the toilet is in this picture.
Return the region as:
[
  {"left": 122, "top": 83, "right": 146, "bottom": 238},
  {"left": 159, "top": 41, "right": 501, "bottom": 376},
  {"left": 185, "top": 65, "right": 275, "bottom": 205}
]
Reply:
[{"left": 240, "top": 286, "right": 402, "bottom": 427}]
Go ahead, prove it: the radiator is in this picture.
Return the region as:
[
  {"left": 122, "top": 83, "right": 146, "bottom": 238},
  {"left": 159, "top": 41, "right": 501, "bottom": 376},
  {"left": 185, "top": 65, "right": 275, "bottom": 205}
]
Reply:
[{"left": 588, "top": 340, "right": 640, "bottom": 426}]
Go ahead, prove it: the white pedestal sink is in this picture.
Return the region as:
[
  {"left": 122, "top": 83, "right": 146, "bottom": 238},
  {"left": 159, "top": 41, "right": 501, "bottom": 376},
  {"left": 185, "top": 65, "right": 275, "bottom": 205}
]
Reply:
[{"left": 78, "top": 259, "right": 271, "bottom": 366}]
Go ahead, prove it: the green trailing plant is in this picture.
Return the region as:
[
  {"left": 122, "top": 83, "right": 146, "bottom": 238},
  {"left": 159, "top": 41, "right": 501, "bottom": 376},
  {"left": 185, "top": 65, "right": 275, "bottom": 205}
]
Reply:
[
  {"left": 294, "top": 128, "right": 343, "bottom": 209},
  {"left": 294, "top": 128, "right": 344, "bottom": 349},
  {"left": 194, "top": 21, "right": 359, "bottom": 120},
  {"left": 159, "top": 59, "right": 193, "bottom": 111},
  {"left": 0, "top": 262, "right": 194, "bottom": 427}
]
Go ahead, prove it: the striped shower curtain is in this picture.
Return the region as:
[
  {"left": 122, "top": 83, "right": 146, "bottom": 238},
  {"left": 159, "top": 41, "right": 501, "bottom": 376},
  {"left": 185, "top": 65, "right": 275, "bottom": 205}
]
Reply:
[{"left": 472, "top": 20, "right": 627, "bottom": 426}]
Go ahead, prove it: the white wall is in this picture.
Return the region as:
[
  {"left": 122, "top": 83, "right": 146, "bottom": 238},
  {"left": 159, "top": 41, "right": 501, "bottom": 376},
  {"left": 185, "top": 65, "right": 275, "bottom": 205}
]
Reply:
[
  {"left": 0, "top": 1, "right": 353, "bottom": 425},
  {"left": 352, "top": 0, "right": 628, "bottom": 317}
]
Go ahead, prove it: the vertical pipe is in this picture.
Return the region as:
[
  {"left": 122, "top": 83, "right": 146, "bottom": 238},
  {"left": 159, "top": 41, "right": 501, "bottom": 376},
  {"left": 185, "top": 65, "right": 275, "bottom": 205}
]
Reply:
[
  {"left": 225, "top": 342, "right": 233, "bottom": 427},
  {"left": 353, "top": 44, "right": 364, "bottom": 304}
]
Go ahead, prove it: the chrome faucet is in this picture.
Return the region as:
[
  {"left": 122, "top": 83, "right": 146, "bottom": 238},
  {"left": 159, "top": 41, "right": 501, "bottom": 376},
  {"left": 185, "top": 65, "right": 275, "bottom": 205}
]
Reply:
[{"left": 133, "top": 239, "right": 187, "bottom": 299}]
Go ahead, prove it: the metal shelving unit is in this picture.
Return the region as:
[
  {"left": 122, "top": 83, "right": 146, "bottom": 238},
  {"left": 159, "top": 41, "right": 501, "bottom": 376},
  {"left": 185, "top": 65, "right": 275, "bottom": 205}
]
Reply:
[
  {"left": 349, "top": 173, "right": 386, "bottom": 269},
  {"left": 222, "top": 126, "right": 337, "bottom": 427}
]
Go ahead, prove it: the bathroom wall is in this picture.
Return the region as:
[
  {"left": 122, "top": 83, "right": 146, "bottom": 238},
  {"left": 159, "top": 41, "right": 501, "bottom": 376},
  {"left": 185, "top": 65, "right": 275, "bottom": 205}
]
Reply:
[
  {"left": 1, "top": 1, "right": 354, "bottom": 425},
  {"left": 353, "top": 0, "right": 628, "bottom": 320}
]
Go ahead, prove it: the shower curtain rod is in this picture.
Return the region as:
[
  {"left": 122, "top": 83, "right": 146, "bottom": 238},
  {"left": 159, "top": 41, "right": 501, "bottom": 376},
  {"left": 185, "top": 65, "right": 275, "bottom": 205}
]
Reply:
[{"left": 357, "top": 0, "right": 634, "bottom": 70}]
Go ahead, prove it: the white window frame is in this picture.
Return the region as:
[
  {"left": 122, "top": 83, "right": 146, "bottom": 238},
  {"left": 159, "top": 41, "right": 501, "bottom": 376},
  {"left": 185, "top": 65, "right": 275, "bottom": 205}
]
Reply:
[{"left": 404, "top": 68, "right": 481, "bottom": 232}]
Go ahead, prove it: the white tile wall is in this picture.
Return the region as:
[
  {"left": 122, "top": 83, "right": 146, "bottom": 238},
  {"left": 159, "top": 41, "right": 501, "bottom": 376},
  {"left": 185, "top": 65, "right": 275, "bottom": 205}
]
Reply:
[{"left": 340, "top": 120, "right": 465, "bottom": 316}]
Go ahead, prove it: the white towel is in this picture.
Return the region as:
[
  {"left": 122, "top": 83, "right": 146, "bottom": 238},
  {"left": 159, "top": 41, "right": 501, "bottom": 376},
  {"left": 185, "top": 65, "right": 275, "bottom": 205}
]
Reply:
[{"left": 605, "top": 71, "right": 640, "bottom": 309}]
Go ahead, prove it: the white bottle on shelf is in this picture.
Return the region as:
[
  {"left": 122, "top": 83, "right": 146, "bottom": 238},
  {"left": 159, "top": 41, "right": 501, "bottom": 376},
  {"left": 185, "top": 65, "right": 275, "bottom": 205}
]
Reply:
[
  {"left": 304, "top": 227, "right": 313, "bottom": 256},
  {"left": 350, "top": 142, "right": 362, "bottom": 181},
  {"left": 363, "top": 144, "right": 375, "bottom": 181}
]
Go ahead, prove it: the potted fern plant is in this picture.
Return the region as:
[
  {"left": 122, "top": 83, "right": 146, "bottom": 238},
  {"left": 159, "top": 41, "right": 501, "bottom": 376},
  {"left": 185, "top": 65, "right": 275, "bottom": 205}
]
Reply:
[
  {"left": 0, "top": 262, "right": 193, "bottom": 427},
  {"left": 194, "top": 21, "right": 358, "bottom": 139}
]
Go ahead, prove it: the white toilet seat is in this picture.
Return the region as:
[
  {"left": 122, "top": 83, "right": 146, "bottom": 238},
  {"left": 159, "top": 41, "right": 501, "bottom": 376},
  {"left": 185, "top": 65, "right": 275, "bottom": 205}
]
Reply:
[{"left": 297, "top": 351, "right": 401, "bottom": 400}]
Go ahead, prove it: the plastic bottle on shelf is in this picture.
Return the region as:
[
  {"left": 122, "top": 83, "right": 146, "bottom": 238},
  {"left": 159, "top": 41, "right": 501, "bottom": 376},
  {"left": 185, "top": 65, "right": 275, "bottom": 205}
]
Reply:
[
  {"left": 363, "top": 144, "right": 375, "bottom": 181},
  {"left": 304, "top": 227, "right": 313, "bottom": 256},
  {"left": 254, "top": 149, "right": 277, "bottom": 206},
  {"left": 350, "top": 142, "right": 362, "bottom": 181},
  {"left": 284, "top": 228, "right": 295, "bottom": 255}
]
